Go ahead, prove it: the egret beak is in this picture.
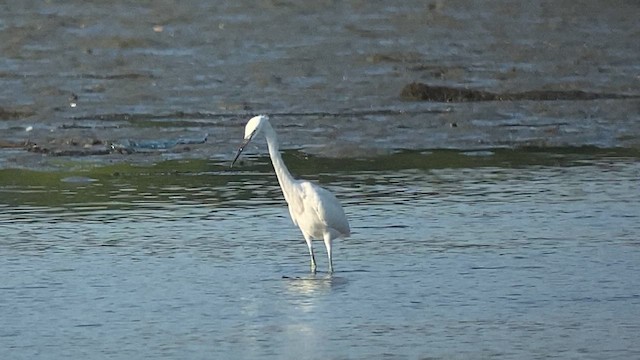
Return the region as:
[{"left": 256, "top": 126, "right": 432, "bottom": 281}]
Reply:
[{"left": 231, "top": 137, "right": 252, "bottom": 168}]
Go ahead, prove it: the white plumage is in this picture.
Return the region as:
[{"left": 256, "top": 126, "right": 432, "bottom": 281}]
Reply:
[{"left": 232, "top": 115, "right": 350, "bottom": 273}]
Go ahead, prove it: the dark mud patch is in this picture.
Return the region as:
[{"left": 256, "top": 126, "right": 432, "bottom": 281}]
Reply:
[
  {"left": 26, "top": 141, "right": 112, "bottom": 157},
  {"left": 0, "top": 106, "right": 37, "bottom": 120},
  {"left": 0, "top": 140, "right": 28, "bottom": 149},
  {"left": 400, "top": 82, "right": 640, "bottom": 102}
]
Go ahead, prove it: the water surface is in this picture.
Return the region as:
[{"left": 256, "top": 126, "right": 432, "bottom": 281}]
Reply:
[{"left": 2, "top": 151, "right": 639, "bottom": 359}]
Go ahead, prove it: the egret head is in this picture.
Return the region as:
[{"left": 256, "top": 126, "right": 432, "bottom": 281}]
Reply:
[{"left": 231, "top": 115, "right": 269, "bottom": 167}]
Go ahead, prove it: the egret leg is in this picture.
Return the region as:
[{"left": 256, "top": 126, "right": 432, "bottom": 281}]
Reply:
[
  {"left": 323, "top": 234, "right": 333, "bottom": 273},
  {"left": 303, "top": 234, "right": 317, "bottom": 273}
]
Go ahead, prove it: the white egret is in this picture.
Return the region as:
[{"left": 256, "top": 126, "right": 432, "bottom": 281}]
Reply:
[{"left": 231, "top": 115, "right": 350, "bottom": 273}]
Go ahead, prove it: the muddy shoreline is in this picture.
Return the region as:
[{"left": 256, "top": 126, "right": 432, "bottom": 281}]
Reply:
[{"left": 1, "top": 1, "right": 639, "bottom": 169}]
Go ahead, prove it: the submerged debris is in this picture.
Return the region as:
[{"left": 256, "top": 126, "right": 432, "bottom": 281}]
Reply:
[
  {"left": 110, "top": 134, "right": 208, "bottom": 153},
  {"left": 18, "top": 134, "right": 208, "bottom": 156}
]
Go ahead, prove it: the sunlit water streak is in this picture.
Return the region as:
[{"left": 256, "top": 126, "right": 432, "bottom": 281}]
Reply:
[{"left": 1, "top": 159, "right": 639, "bottom": 359}]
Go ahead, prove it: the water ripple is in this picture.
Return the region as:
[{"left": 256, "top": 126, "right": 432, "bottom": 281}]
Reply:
[{"left": 1, "top": 158, "right": 639, "bottom": 359}]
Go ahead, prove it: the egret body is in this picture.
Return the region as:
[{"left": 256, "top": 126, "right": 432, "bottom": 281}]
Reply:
[{"left": 232, "top": 115, "right": 350, "bottom": 273}]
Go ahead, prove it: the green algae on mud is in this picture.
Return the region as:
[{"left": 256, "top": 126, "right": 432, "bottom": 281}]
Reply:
[{"left": 2, "top": 147, "right": 638, "bottom": 209}]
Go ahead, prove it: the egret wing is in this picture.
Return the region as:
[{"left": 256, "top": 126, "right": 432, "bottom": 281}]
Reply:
[
  {"left": 283, "top": 183, "right": 305, "bottom": 228},
  {"left": 299, "top": 181, "right": 350, "bottom": 237}
]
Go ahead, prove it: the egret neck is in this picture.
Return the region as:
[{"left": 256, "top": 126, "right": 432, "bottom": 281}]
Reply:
[{"left": 262, "top": 121, "right": 296, "bottom": 204}]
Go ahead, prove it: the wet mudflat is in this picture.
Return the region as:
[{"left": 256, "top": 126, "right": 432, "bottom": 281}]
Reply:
[
  {"left": 1, "top": 1, "right": 639, "bottom": 167},
  {"left": 1, "top": 1, "right": 640, "bottom": 359}
]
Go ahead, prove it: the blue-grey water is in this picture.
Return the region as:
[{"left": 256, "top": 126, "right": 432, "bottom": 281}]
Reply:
[{"left": 2, "top": 154, "right": 639, "bottom": 359}]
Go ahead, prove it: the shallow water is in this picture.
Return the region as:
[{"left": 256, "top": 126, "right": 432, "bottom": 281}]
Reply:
[{"left": 1, "top": 151, "right": 639, "bottom": 359}]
